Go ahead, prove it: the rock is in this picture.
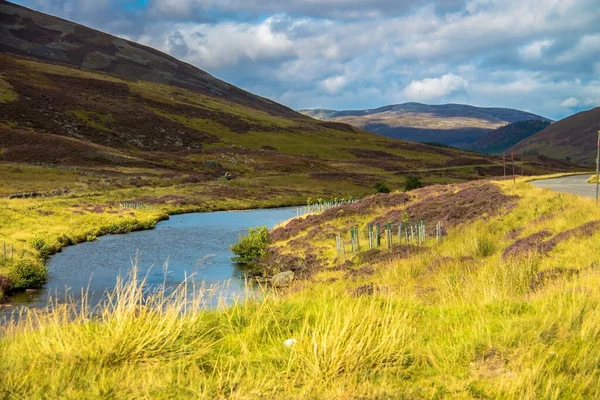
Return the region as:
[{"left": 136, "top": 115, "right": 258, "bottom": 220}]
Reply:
[
  {"left": 0, "top": 275, "right": 12, "bottom": 293},
  {"left": 271, "top": 271, "right": 294, "bottom": 287}
]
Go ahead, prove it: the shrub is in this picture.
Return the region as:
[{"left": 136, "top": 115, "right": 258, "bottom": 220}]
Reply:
[
  {"left": 9, "top": 259, "right": 48, "bottom": 290},
  {"left": 30, "top": 237, "right": 52, "bottom": 260},
  {"left": 404, "top": 175, "right": 423, "bottom": 191},
  {"left": 231, "top": 226, "right": 270, "bottom": 265},
  {"left": 374, "top": 182, "right": 391, "bottom": 193},
  {"left": 476, "top": 237, "right": 496, "bottom": 258}
]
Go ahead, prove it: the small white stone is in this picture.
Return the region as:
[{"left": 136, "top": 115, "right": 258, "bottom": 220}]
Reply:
[{"left": 283, "top": 338, "right": 297, "bottom": 347}]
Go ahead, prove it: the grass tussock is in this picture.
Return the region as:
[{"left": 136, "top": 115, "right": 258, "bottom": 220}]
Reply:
[{"left": 3, "top": 177, "right": 600, "bottom": 398}]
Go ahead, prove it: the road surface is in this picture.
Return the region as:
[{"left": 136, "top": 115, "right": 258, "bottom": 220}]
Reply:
[{"left": 531, "top": 174, "right": 596, "bottom": 198}]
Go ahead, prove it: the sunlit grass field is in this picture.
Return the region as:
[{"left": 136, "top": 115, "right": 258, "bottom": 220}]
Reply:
[{"left": 2, "top": 177, "right": 600, "bottom": 398}]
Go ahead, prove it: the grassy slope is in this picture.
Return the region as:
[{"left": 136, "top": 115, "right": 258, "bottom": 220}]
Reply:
[
  {"left": 510, "top": 107, "right": 600, "bottom": 164},
  {"left": 467, "top": 120, "right": 551, "bottom": 154},
  {"left": 2, "top": 178, "right": 600, "bottom": 398}
]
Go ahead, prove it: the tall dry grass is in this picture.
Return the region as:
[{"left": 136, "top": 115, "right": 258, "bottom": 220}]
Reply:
[{"left": 3, "top": 178, "right": 600, "bottom": 398}]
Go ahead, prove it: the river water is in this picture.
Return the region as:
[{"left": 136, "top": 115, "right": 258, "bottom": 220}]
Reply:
[{"left": 8, "top": 207, "right": 297, "bottom": 311}]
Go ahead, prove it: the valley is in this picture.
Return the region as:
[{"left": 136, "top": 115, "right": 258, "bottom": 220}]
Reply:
[{"left": 0, "top": 0, "right": 599, "bottom": 398}]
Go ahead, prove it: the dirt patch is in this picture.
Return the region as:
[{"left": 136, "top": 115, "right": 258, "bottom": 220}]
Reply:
[
  {"left": 261, "top": 249, "right": 320, "bottom": 279},
  {"left": 503, "top": 229, "right": 552, "bottom": 259}
]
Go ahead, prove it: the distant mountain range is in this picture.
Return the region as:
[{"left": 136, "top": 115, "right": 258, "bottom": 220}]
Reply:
[
  {"left": 300, "top": 103, "right": 551, "bottom": 148},
  {"left": 467, "top": 119, "right": 552, "bottom": 154},
  {"left": 510, "top": 107, "right": 600, "bottom": 165}
]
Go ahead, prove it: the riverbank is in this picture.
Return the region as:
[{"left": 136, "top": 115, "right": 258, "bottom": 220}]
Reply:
[
  {"left": 0, "top": 187, "right": 309, "bottom": 300},
  {"left": 3, "top": 176, "right": 600, "bottom": 397},
  {"left": 0, "top": 165, "right": 355, "bottom": 300}
]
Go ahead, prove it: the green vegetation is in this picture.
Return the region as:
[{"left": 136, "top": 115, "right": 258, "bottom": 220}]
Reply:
[
  {"left": 475, "top": 236, "right": 496, "bottom": 257},
  {"left": 403, "top": 175, "right": 423, "bottom": 191},
  {"left": 0, "top": 75, "right": 17, "bottom": 103},
  {"left": 67, "top": 110, "right": 113, "bottom": 132},
  {"left": 8, "top": 258, "right": 47, "bottom": 290},
  {"left": 374, "top": 182, "right": 391, "bottom": 193},
  {"left": 230, "top": 225, "right": 270, "bottom": 268},
  {"left": 3, "top": 178, "right": 600, "bottom": 397}
]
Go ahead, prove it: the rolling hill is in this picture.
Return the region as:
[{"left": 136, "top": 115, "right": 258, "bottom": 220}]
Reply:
[
  {"left": 510, "top": 107, "right": 600, "bottom": 165},
  {"left": 0, "top": 1, "right": 516, "bottom": 199},
  {"left": 300, "top": 103, "right": 551, "bottom": 148},
  {"left": 0, "top": 1, "right": 298, "bottom": 118},
  {"left": 0, "top": 0, "right": 581, "bottom": 203},
  {"left": 467, "top": 119, "right": 551, "bottom": 154}
]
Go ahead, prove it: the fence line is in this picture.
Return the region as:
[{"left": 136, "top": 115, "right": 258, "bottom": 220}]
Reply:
[
  {"left": 296, "top": 199, "right": 359, "bottom": 218},
  {"left": 118, "top": 202, "right": 160, "bottom": 211},
  {"left": 334, "top": 220, "right": 445, "bottom": 260},
  {"left": 1, "top": 242, "right": 15, "bottom": 261}
]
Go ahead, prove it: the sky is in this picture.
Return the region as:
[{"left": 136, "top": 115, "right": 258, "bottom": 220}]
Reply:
[{"left": 15, "top": 0, "right": 600, "bottom": 120}]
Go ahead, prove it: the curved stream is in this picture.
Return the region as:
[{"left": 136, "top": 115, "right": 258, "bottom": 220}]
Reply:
[{"left": 8, "top": 207, "right": 297, "bottom": 311}]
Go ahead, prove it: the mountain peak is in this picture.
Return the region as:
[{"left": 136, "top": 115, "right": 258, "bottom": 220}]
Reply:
[{"left": 299, "top": 103, "right": 550, "bottom": 148}]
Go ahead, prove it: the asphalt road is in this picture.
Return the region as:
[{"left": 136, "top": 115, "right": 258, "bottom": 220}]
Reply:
[{"left": 531, "top": 174, "right": 597, "bottom": 198}]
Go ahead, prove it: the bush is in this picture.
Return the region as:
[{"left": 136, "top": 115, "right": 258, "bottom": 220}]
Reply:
[
  {"left": 9, "top": 259, "right": 48, "bottom": 290},
  {"left": 30, "top": 237, "right": 52, "bottom": 260},
  {"left": 374, "top": 182, "right": 391, "bottom": 193},
  {"left": 476, "top": 237, "right": 496, "bottom": 258},
  {"left": 231, "top": 226, "right": 270, "bottom": 265},
  {"left": 404, "top": 175, "right": 423, "bottom": 191}
]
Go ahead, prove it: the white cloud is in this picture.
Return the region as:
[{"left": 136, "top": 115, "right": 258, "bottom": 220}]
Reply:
[
  {"left": 139, "top": 16, "right": 295, "bottom": 69},
  {"left": 561, "top": 97, "right": 579, "bottom": 108},
  {"left": 321, "top": 75, "right": 348, "bottom": 94},
  {"left": 556, "top": 34, "right": 600, "bottom": 64},
  {"left": 519, "top": 40, "right": 553, "bottom": 61},
  {"left": 403, "top": 73, "right": 469, "bottom": 101}
]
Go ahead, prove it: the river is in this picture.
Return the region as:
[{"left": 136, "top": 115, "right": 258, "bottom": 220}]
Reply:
[{"left": 7, "top": 207, "right": 297, "bottom": 311}]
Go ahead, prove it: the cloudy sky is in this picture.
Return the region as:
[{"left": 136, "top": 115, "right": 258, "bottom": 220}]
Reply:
[{"left": 15, "top": 0, "right": 600, "bottom": 120}]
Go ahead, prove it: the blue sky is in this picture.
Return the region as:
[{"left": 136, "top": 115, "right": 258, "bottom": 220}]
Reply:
[{"left": 16, "top": 0, "right": 600, "bottom": 120}]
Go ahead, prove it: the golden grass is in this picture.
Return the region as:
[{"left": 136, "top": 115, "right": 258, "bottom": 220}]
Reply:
[{"left": 3, "top": 177, "right": 600, "bottom": 398}]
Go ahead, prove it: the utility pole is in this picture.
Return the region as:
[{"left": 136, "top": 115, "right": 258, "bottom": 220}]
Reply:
[{"left": 596, "top": 130, "right": 600, "bottom": 205}]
